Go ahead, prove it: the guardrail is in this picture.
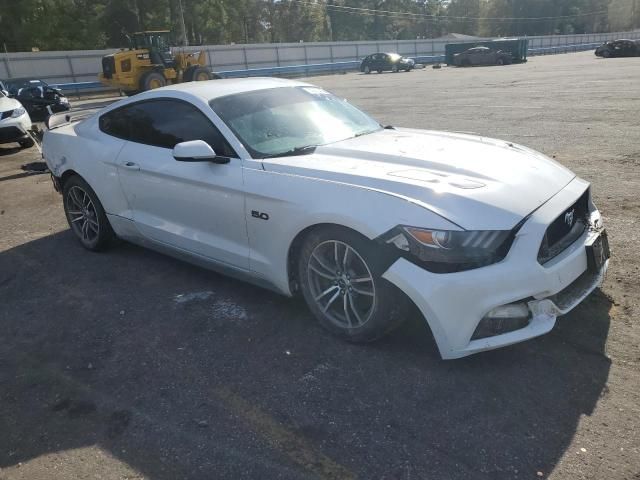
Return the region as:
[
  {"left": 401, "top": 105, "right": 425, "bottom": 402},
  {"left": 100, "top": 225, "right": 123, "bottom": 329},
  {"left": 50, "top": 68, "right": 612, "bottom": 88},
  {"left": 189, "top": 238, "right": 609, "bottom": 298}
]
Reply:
[
  {"left": 528, "top": 42, "right": 601, "bottom": 55},
  {"left": 49, "top": 45, "right": 593, "bottom": 94}
]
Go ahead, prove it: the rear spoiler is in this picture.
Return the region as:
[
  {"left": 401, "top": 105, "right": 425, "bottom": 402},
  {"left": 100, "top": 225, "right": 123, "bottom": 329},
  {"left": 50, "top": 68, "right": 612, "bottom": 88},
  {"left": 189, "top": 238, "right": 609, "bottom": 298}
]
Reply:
[{"left": 45, "top": 107, "right": 99, "bottom": 130}]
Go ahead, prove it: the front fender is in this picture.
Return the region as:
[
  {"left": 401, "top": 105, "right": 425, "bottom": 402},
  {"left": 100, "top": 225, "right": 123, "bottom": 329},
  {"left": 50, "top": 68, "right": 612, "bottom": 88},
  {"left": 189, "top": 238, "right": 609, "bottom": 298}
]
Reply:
[{"left": 243, "top": 166, "right": 460, "bottom": 295}]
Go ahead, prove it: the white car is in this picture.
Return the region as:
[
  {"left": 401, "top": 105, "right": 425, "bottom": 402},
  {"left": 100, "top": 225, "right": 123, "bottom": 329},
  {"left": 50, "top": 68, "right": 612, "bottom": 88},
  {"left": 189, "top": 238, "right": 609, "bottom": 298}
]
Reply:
[
  {"left": 42, "top": 78, "right": 610, "bottom": 359},
  {"left": 0, "top": 90, "right": 34, "bottom": 148}
]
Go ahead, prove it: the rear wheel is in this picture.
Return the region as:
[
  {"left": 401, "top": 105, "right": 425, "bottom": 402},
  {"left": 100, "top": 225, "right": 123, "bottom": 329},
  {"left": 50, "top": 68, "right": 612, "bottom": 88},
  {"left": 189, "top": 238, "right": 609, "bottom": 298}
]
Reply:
[
  {"left": 298, "top": 227, "right": 409, "bottom": 343},
  {"left": 62, "top": 175, "right": 115, "bottom": 251},
  {"left": 140, "top": 71, "right": 167, "bottom": 91}
]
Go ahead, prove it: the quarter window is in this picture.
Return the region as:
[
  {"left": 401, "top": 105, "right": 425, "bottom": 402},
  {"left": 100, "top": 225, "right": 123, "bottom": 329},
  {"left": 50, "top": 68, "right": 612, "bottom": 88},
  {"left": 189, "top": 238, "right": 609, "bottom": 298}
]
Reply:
[{"left": 99, "top": 99, "right": 236, "bottom": 157}]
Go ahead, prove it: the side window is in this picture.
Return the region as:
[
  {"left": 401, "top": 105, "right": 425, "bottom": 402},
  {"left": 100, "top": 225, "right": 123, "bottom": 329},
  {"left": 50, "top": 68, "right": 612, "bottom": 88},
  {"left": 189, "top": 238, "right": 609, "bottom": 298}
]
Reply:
[
  {"left": 99, "top": 107, "right": 132, "bottom": 139},
  {"left": 99, "top": 99, "right": 237, "bottom": 157}
]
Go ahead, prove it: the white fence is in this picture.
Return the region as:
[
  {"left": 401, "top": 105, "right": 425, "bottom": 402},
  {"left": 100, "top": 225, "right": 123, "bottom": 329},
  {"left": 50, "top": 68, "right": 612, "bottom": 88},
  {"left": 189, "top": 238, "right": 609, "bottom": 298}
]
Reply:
[{"left": 1, "top": 30, "right": 639, "bottom": 85}]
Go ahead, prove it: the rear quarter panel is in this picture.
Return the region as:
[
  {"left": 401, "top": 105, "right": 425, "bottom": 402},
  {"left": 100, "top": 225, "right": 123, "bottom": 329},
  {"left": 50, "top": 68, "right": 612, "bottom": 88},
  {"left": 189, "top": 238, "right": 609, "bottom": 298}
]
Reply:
[{"left": 43, "top": 117, "right": 130, "bottom": 218}]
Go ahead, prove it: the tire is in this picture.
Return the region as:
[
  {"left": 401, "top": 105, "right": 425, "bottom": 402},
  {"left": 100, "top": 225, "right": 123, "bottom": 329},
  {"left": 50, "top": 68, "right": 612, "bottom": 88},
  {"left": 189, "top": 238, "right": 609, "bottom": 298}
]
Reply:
[
  {"left": 364, "top": 65, "right": 371, "bottom": 74},
  {"left": 391, "top": 65, "right": 399, "bottom": 73},
  {"left": 496, "top": 58, "right": 504, "bottom": 66},
  {"left": 19, "top": 137, "right": 35, "bottom": 149},
  {"left": 297, "top": 226, "right": 409, "bottom": 343},
  {"left": 404, "top": 68, "right": 411, "bottom": 72},
  {"left": 462, "top": 59, "right": 471, "bottom": 67},
  {"left": 188, "top": 66, "right": 212, "bottom": 82},
  {"left": 377, "top": 69, "right": 383, "bottom": 73},
  {"left": 183, "top": 66, "right": 196, "bottom": 82},
  {"left": 62, "top": 175, "right": 115, "bottom": 251},
  {"left": 140, "top": 71, "right": 167, "bottom": 91},
  {"left": 602, "top": 50, "right": 611, "bottom": 58}
]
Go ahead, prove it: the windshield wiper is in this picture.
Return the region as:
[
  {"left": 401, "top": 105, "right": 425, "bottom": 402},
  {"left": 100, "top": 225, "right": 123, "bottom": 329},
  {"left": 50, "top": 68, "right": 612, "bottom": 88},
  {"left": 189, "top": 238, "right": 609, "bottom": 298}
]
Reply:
[
  {"left": 354, "top": 127, "right": 384, "bottom": 138},
  {"left": 261, "top": 144, "right": 318, "bottom": 159}
]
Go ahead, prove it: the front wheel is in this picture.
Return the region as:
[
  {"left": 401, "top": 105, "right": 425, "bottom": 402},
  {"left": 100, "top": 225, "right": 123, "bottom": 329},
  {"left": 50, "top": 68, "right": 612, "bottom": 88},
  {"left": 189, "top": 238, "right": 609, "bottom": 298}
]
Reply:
[
  {"left": 63, "top": 175, "right": 115, "bottom": 251},
  {"left": 19, "top": 137, "right": 35, "bottom": 148},
  {"left": 140, "top": 71, "right": 167, "bottom": 91},
  {"left": 298, "top": 227, "right": 408, "bottom": 343},
  {"left": 188, "top": 66, "right": 213, "bottom": 82}
]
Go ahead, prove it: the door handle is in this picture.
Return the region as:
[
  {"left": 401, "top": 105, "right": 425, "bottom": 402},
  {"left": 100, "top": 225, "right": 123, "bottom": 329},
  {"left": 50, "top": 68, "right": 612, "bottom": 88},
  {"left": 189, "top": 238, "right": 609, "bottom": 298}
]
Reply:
[{"left": 122, "top": 161, "right": 140, "bottom": 171}]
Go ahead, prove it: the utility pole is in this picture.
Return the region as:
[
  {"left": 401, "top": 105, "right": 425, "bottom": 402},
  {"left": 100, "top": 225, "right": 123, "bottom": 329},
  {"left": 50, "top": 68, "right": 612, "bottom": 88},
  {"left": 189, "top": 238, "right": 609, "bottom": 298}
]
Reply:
[
  {"left": 3, "top": 43, "right": 13, "bottom": 79},
  {"left": 178, "top": 0, "right": 189, "bottom": 46}
]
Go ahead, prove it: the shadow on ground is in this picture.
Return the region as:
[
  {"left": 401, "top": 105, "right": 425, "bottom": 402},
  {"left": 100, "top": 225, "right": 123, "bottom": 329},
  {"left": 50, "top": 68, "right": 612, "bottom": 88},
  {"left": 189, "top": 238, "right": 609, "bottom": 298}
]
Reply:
[{"left": 0, "top": 230, "right": 612, "bottom": 479}]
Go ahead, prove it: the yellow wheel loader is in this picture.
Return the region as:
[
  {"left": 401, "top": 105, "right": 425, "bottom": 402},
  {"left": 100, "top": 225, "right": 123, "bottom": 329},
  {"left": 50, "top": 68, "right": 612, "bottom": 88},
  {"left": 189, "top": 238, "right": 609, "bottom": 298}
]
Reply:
[{"left": 99, "top": 31, "right": 219, "bottom": 95}]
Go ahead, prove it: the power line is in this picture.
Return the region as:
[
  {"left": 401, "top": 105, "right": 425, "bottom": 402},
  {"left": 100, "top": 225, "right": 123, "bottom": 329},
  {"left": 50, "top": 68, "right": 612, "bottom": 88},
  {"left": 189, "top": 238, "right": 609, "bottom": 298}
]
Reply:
[{"left": 289, "top": 0, "right": 612, "bottom": 22}]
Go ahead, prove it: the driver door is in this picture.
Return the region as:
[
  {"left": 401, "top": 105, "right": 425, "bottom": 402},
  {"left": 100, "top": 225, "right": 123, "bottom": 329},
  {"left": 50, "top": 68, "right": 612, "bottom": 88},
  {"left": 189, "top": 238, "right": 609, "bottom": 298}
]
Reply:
[{"left": 101, "top": 98, "right": 250, "bottom": 269}]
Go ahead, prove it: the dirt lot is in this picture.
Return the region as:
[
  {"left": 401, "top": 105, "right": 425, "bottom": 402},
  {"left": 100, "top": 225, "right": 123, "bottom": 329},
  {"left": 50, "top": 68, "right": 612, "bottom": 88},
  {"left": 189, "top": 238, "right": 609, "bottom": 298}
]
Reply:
[{"left": 1, "top": 51, "right": 638, "bottom": 480}]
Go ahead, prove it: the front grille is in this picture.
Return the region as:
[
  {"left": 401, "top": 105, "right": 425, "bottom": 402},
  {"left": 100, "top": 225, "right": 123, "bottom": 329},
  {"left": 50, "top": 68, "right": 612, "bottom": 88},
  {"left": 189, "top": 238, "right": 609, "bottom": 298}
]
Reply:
[
  {"left": 0, "top": 110, "right": 14, "bottom": 120},
  {"left": 102, "top": 56, "right": 116, "bottom": 79},
  {"left": 538, "top": 189, "right": 589, "bottom": 264}
]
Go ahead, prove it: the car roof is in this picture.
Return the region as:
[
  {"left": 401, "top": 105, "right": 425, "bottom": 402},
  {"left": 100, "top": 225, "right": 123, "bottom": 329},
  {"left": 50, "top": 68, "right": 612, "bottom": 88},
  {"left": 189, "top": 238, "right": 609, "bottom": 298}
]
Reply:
[
  {"left": 2, "top": 78, "right": 46, "bottom": 85},
  {"left": 154, "top": 77, "right": 313, "bottom": 102}
]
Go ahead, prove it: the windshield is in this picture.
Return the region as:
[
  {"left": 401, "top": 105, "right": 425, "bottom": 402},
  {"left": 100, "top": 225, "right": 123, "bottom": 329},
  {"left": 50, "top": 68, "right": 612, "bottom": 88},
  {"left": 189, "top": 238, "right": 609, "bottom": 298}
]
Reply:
[
  {"left": 5, "top": 79, "right": 48, "bottom": 95},
  {"left": 209, "top": 86, "right": 381, "bottom": 158}
]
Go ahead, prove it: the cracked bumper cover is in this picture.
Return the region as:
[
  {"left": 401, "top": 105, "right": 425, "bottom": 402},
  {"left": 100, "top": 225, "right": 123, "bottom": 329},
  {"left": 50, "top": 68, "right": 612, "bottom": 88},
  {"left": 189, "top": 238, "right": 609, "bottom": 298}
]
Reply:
[{"left": 382, "top": 177, "right": 608, "bottom": 359}]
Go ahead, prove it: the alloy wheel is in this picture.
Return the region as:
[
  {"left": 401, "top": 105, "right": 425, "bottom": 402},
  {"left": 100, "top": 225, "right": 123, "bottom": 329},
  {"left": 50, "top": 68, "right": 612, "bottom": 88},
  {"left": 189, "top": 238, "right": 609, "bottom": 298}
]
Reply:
[
  {"left": 307, "top": 240, "right": 376, "bottom": 329},
  {"left": 66, "top": 185, "right": 100, "bottom": 245}
]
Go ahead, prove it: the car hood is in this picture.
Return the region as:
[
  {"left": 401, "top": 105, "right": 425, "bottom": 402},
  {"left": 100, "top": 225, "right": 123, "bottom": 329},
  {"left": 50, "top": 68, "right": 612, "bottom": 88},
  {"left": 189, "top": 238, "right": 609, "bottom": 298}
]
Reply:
[
  {"left": 261, "top": 128, "right": 576, "bottom": 230},
  {"left": 0, "top": 95, "right": 21, "bottom": 112}
]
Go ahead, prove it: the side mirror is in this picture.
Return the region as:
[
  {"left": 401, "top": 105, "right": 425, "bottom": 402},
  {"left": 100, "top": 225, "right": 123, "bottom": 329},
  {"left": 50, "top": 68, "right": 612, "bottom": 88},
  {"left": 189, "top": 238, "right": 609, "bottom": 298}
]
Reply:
[
  {"left": 172, "top": 140, "right": 229, "bottom": 164},
  {"left": 1, "top": 90, "right": 8, "bottom": 97}
]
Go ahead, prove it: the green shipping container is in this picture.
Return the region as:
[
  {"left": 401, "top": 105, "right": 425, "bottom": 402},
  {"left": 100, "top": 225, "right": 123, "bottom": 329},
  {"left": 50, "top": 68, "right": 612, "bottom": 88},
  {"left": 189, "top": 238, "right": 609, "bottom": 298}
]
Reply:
[{"left": 445, "top": 38, "right": 529, "bottom": 65}]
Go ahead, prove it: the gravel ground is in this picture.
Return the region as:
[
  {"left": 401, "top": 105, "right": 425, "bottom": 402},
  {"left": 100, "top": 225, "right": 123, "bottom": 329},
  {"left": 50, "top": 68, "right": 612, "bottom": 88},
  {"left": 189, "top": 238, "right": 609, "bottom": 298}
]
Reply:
[{"left": 0, "top": 51, "right": 638, "bottom": 480}]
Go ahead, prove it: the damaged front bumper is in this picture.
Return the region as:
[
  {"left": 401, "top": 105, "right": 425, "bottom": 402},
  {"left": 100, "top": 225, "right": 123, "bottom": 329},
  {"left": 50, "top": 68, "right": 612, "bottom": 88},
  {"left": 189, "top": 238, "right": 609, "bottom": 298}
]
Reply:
[{"left": 382, "top": 177, "right": 610, "bottom": 359}]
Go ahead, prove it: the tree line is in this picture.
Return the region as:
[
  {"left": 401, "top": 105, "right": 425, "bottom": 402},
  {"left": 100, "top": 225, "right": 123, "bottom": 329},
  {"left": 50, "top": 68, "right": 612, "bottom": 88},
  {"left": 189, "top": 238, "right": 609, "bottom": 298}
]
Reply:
[{"left": 0, "top": 0, "right": 638, "bottom": 52}]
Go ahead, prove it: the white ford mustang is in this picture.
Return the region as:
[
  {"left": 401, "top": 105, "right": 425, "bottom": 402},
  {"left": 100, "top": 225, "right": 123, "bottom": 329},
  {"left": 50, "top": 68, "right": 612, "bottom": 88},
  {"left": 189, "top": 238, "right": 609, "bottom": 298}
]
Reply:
[{"left": 43, "top": 78, "right": 610, "bottom": 359}]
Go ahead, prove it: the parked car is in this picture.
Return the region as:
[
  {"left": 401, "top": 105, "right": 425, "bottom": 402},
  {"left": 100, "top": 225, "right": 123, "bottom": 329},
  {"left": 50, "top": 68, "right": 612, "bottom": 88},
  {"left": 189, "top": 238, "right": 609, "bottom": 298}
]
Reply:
[
  {"left": 595, "top": 39, "right": 640, "bottom": 58},
  {"left": 360, "top": 53, "right": 415, "bottom": 73},
  {"left": 43, "top": 78, "right": 609, "bottom": 360},
  {"left": 453, "top": 46, "right": 513, "bottom": 66},
  {"left": 0, "top": 89, "right": 34, "bottom": 148},
  {"left": 1, "top": 78, "right": 70, "bottom": 118}
]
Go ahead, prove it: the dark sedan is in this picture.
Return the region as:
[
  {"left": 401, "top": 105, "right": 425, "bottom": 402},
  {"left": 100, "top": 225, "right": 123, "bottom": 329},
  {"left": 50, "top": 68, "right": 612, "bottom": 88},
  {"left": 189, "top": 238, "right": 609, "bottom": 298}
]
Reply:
[
  {"left": 360, "top": 53, "right": 415, "bottom": 74},
  {"left": 595, "top": 39, "right": 640, "bottom": 58},
  {"left": 1, "top": 78, "right": 70, "bottom": 119},
  {"left": 453, "top": 47, "right": 512, "bottom": 67}
]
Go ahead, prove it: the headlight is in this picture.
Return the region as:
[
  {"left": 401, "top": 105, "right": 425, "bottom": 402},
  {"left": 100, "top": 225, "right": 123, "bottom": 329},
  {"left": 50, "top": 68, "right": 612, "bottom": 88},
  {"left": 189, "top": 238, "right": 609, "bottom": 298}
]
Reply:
[
  {"left": 379, "top": 226, "right": 515, "bottom": 272},
  {"left": 59, "top": 96, "right": 69, "bottom": 104},
  {"left": 10, "top": 107, "right": 26, "bottom": 118}
]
